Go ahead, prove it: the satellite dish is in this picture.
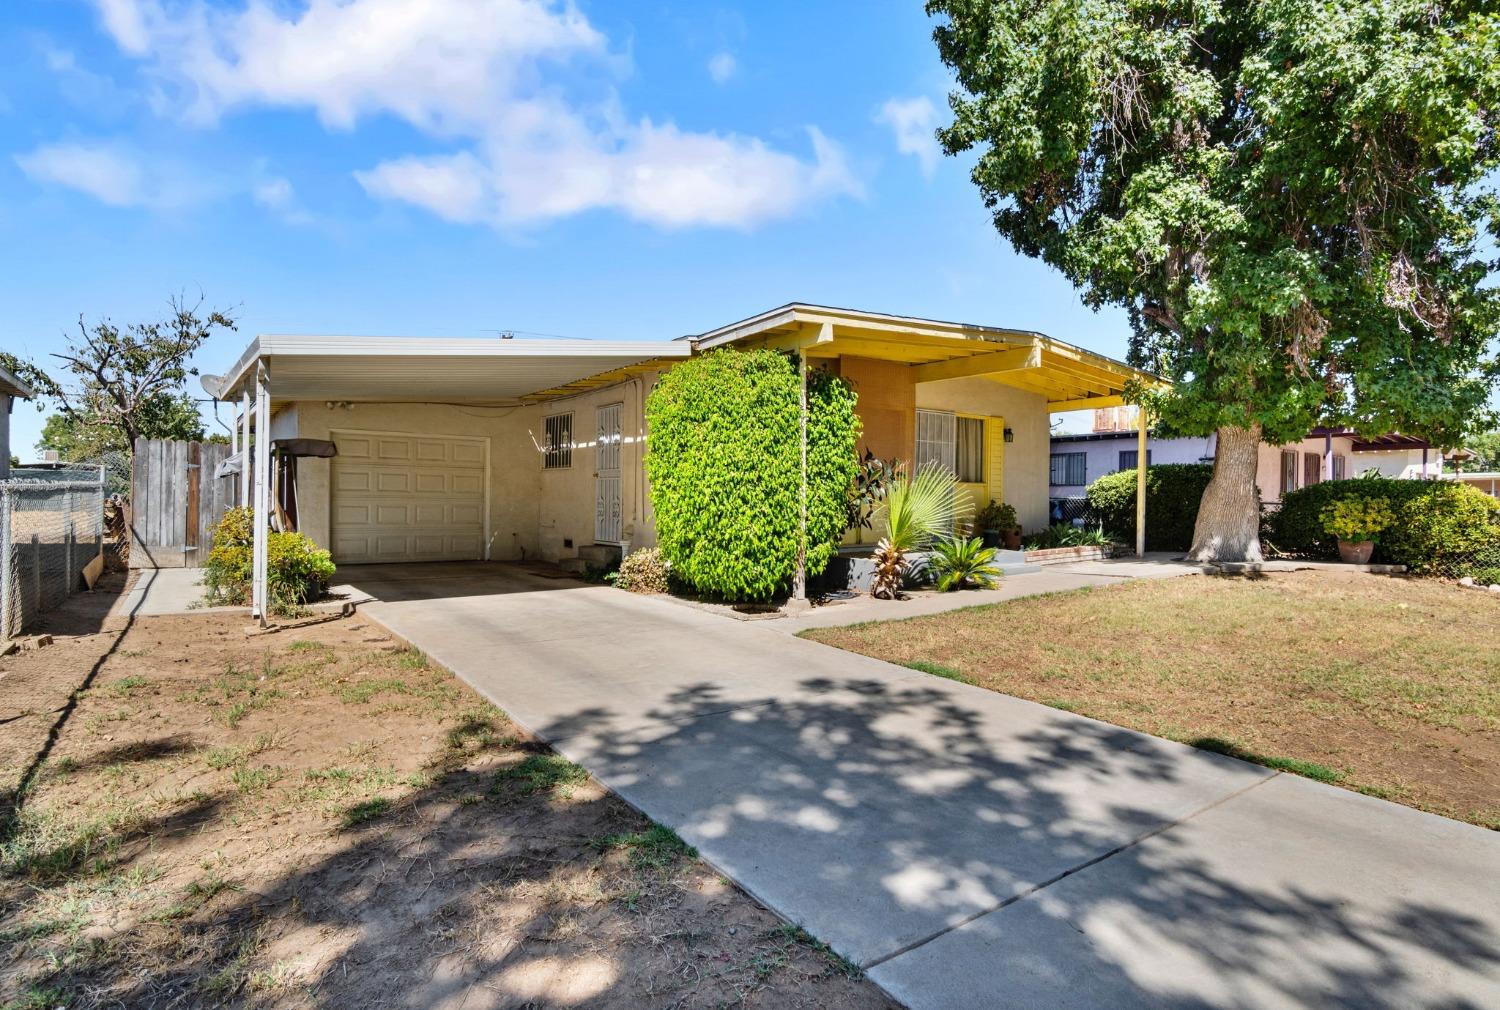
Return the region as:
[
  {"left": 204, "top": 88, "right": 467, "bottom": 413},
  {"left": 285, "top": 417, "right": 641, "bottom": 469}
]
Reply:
[{"left": 199, "top": 373, "right": 225, "bottom": 399}]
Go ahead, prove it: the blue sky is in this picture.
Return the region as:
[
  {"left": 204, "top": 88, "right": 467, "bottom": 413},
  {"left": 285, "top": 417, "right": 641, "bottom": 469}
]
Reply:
[{"left": 0, "top": 0, "right": 1133, "bottom": 455}]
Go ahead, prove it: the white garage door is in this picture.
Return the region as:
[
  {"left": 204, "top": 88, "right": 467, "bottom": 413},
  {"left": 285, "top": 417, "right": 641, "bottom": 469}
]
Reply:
[{"left": 330, "top": 431, "right": 486, "bottom": 564}]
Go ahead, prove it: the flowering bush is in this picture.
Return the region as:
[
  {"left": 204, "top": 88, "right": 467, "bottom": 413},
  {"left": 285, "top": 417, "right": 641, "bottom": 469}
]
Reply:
[
  {"left": 203, "top": 507, "right": 336, "bottom": 615},
  {"left": 1320, "top": 497, "right": 1396, "bottom": 543},
  {"left": 613, "top": 547, "right": 671, "bottom": 594}
]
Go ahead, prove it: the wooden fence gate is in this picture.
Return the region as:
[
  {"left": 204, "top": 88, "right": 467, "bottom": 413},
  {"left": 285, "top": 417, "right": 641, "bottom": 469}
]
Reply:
[{"left": 129, "top": 438, "right": 238, "bottom": 568}]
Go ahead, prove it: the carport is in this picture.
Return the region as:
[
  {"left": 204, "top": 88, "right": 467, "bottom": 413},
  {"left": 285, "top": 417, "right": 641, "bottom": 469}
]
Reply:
[{"left": 208, "top": 335, "right": 690, "bottom": 624}]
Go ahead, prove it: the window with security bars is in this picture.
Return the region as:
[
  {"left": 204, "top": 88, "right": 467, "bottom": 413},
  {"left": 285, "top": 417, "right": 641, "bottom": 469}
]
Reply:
[
  {"left": 1332, "top": 454, "right": 1347, "bottom": 480},
  {"left": 543, "top": 413, "right": 573, "bottom": 469},
  {"left": 1050, "top": 452, "right": 1086, "bottom": 486},
  {"left": 915, "top": 409, "right": 957, "bottom": 474},
  {"left": 1280, "top": 450, "right": 1298, "bottom": 496},
  {"left": 1118, "top": 449, "right": 1152, "bottom": 471}
]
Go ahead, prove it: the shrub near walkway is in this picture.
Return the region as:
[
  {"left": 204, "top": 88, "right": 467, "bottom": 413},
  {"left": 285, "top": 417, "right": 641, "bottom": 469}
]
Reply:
[
  {"left": 805, "top": 572, "right": 1500, "bottom": 829},
  {"left": 0, "top": 590, "right": 894, "bottom": 1009}
]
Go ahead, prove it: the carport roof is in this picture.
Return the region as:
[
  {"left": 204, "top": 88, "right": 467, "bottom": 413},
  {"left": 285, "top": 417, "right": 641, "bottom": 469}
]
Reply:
[{"left": 215, "top": 335, "right": 690, "bottom": 404}]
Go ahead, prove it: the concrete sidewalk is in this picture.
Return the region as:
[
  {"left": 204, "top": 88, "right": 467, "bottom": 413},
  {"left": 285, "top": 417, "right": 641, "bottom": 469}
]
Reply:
[
  {"left": 776, "top": 552, "right": 1198, "bottom": 634},
  {"left": 343, "top": 563, "right": 1500, "bottom": 1010}
]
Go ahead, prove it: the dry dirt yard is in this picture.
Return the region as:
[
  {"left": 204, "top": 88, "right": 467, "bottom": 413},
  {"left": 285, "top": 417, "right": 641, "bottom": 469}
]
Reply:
[
  {"left": 807, "top": 570, "right": 1500, "bottom": 830},
  {"left": 1, "top": 576, "right": 898, "bottom": 1010}
]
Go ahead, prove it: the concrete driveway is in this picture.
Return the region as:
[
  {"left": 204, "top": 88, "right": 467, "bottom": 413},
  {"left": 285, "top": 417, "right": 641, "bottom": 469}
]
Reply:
[{"left": 349, "top": 563, "right": 1500, "bottom": 1010}]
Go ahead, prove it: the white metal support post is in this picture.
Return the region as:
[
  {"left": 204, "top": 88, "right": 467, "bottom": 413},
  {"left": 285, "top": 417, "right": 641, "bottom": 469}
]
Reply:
[
  {"left": 1135, "top": 406, "right": 1148, "bottom": 557},
  {"left": 239, "top": 388, "right": 252, "bottom": 508},
  {"left": 252, "top": 363, "right": 271, "bottom": 626}
]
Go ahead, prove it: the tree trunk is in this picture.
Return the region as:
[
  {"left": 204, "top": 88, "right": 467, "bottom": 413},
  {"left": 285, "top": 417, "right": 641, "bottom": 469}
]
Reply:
[{"left": 1187, "top": 423, "right": 1265, "bottom": 562}]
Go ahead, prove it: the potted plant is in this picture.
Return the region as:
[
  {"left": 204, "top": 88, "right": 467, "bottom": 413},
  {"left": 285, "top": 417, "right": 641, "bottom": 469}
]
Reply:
[
  {"left": 1319, "top": 496, "right": 1396, "bottom": 564},
  {"left": 975, "top": 500, "right": 1022, "bottom": 550}
]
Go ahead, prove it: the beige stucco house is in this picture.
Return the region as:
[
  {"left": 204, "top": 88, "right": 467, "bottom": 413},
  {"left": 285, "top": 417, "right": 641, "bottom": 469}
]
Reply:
[{"left": 212, "top": 304, "right": 1159, "bottom": 619}]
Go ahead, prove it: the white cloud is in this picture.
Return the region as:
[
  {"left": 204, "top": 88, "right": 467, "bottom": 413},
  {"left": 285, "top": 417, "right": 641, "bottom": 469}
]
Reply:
[
  {"left": 95, "top": 0, "right": 153, "bottom": 55},
  {"left": 89, "top": 0, "right": 859, "bottom": 230},
  {"left": 252, "top": 175, "right": 294, "bottom": 211},
  {"left": 707, "top": 51, "right": 737, "bottom": 84},
  {"left": 15, "top": 140, "right": 148, "bottom": 206},
  {"left": 875, "top": 96, "right": 942, "bottom": 179},
  {"left": 15, "top": 138, "right": 223, "bottom": 211}
]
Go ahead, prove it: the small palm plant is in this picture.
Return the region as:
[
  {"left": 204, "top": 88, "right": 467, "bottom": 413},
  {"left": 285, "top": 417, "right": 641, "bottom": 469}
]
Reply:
[
  {"left": 870, "top": 465, "right": 967, "bottom": 599},
  {"left": 929, "top": 536, "right": 1003, "bottom": 591}
]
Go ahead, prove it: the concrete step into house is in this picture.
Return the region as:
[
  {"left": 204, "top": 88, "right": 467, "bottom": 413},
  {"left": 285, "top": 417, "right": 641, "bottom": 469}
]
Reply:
[
  {"left": 560, "top": 544, "right": 623, "bottom": 575},
  {"left": 576, "top": 544, "right": 623, "bottom": 567}
]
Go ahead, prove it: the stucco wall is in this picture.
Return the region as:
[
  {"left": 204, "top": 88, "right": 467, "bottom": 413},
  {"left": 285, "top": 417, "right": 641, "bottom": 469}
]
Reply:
[
  {"left": 916, "top": 377, "right": 1050, "bottom": 533},
  {"left": 1351, "top": 447, "right": 1431, "bottom": 479},
  {"left": 838, "top": 356, "right": 914, "bottom": 463},
  {"left": 530, "top": 374, "right": 660, "bottom": 561}
]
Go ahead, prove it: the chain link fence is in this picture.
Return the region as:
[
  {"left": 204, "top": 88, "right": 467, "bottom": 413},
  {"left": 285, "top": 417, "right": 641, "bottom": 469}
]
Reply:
[
  {"left": 1048, "top": 496, "right": 1096, "bottom": 527},
  {"left": 1, "top": 470, "right": 106, "bottom": 641}
]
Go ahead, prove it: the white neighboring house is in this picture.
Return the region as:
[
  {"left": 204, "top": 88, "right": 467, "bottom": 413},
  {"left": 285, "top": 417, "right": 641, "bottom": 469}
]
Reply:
[
  {"left": 1049, "top": 413, "right": 1361, "bottom": 505},
  {"left": 0, "top": 364, "right": 36, "bottom": 480},
  {"left": 1049, "top": 407, "right": 1458, "bottom": 505}
]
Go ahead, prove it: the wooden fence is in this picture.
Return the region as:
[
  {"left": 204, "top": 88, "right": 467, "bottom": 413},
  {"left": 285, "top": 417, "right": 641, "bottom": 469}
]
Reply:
[{"left": 129, "top": 438, "right": 238, "bottom": 569}]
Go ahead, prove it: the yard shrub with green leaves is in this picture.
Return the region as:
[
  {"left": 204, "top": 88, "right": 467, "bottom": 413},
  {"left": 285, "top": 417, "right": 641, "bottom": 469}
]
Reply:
[
  {"left": 1086, "top": 463, "right": 1214, "bottom": 551},
  {"left": 1271, "top": 477, "right": 1500, "bottom": 575},
  {"left": 645, "top": 349, "right": 861, "bottom": 600},
  {"left": 613, "top": 546, "right": 670, "bottom": 594},
  {"left": 203, "top": 506, "right": 336, "bottom": 614},
  {"left": 1320, "top": 496, "right": 1396, "bottom": 544}
]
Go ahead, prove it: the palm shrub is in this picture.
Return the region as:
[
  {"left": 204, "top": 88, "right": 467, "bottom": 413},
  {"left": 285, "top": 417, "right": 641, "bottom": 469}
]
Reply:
[
  {"left": 928, "top": 536, "right": 1002, "bottom": 591},
  {"left": 870, "top": 465, "right": 967, "bottom": 599}
]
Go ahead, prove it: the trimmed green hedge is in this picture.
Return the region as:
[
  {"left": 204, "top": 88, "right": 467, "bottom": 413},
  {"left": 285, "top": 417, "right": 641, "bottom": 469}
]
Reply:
[
  {"left": 1268, "top": 477, "right": 1500, "bottom": 575},
  {"left": 645, "top": 349, "right": 860, "bottom": 600},
  {"left": 1086, "top": 463, "right": 1214, "bottom": 552}
]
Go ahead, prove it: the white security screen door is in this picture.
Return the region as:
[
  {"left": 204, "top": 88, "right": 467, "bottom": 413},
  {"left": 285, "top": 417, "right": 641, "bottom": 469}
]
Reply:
[{"left": 595, "top": 403, "right": 623, "bottom": 544}]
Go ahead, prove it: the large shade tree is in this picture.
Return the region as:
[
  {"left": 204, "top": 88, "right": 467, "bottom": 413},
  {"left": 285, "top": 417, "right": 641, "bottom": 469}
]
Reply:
[{"left": 928, "top": 0, "right": 1500, "bottom": 560}]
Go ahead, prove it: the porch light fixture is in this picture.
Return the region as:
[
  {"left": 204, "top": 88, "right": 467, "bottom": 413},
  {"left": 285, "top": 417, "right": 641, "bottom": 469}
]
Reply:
[{"left": 1004, "top": 427, "right": 1015, "bottom": 443}]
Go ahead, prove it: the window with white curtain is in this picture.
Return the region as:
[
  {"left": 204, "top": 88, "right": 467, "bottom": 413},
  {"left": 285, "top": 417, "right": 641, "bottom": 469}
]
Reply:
[
  {"left": 915, "top": 409, "right": 957, "bottom": 474},
  {"left": 955, "top": 417, "right": 984, "bottom": 483}
]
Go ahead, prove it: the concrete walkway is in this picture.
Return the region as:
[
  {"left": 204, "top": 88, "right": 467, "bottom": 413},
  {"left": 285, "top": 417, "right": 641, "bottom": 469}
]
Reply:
[
  {"left": 337, "top": 564, "right": 1497, "bottom": 1008},
  {"left": 777, "top": 552, "right": 1199, "bottom": 634}
]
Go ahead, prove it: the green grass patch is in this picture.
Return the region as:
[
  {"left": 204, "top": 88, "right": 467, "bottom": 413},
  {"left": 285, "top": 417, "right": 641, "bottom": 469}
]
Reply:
[
  {"left": 1191, "top": 737, "right": 1345, "bottom": 783},
  {"left": 594, "top": 823, "right": 696, "bottom": 869},
  {"left": 899, "top": 659, "right": 975, "bottom": 685},
  {"left": 767, "top": 923, "right": 864, "bottom": 979},
  {"left": 2, "top": 986, "right": 69, "bottom": 1010},
  {"left": 340, "top": 797, "right": 392, "bottom": 828},
  {"left": 491, "top": 754, "right": 588, "bottom": 797},
  {"left": 109, "top": 675, "right": 149, "bottom": 697}
]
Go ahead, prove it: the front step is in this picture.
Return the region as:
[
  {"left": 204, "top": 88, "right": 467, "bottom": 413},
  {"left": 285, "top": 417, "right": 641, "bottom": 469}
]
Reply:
[
  {"left": 576, "top": 543, "right": 622, "bottom": 567},
  {"left": 559, "top": 544, "right": 623, "bottom": 575}
]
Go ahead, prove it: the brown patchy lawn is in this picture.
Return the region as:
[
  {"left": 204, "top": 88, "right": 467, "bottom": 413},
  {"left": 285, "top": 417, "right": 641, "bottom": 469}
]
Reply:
[
  {"left": 1, "top": 576, "right": 896, "bottom": 1010},
  {"left": 804, "top": 571, "right": 1500, "bottom": 829}
]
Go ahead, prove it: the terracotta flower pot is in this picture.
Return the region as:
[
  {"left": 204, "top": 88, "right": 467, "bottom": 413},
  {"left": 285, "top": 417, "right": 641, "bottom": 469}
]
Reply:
[
  {"left": 1337, "top": 539, "right": 1375, "bottom": 564},
  {"left": 1003, "top": 527, "right": 1022, "bottom": 550}
]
